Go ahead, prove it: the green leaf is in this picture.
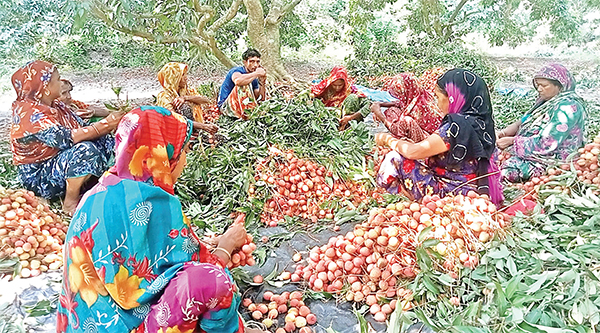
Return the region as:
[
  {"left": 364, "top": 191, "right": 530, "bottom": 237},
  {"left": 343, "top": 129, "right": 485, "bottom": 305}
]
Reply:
[
  {"left": 506, "top": 274, "right": 523, "bottom": 300},
  {"left": 353, "top": 305, "right": 370, "bottom": 333},
  {"left": 25, "top": 295, "right": 58, "bottom": 317},
  {"left": 418, "top": 226, "right": 434, "bottom": 242},
  {"left": 487, "top": 244, "right": 510, "bottom": 259},
  {"left": 421, "top": 238, "right": 440, "bottom": 248},
  {"left": 572, "top": 301, "right": 584, "bottom": 324},
  {"left": 569, "top": 273, "right": 581, "bottom": 300},
  {"left": 463, "top": 300, "right": 481, "bottom": 319},
  {"left": 495, "top": 282, "right": 509, "bottom": 316},
  {"left": 506, "top": 256, "right": 518, "bottom": 276},
  {"left": 526, "top": 271, "right": 559, "bottom": 294},
  {"left": 511, "top": 307, "right": 524, "bottom": 324},
  {"left": 437, "top": 273, "right": 457, "bottom": 286},
  {"left": 422, "top": 275, "right": 441, "bottom": 295},
  {"left": 522, "top": 322, "right": 576, "bottom": 333},
  {"left": 553, "top": 214, "right": 573, "bottom": 223},
  {"left": 557, "top": 270, "right": 577, "bottom": 283}
]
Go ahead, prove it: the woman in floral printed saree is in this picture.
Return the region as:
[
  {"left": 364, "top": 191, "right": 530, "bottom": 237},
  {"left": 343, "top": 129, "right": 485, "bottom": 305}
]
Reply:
[
  {"left": 371, "top": 73, "right": 443, "bottom": 142},
  {"left": 56, "top": 106, "right": 253, "bottom": 333},
  {"left": 10, "top": 61, "right": 122, "bottom": 214},
  {"left": 375, "top": 69, "right": 503, "bottom": 205},
  {"left": 497, "top": 63, "right": 586, "bottom": 182}
]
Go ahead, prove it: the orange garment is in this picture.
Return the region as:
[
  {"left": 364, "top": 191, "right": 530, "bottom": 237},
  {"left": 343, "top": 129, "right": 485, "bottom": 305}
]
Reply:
[
  {"left": 71, "top": 99, "right": 88, "bottom": 110},
  {"left": 311, "top": 66, "right": 353, "bottom": 108},
  {"left": 156, "top": 62, "right": 204, "bottom": 122},
  {"left": 10, "top": 60, "right": 82, "bottom": 165}
]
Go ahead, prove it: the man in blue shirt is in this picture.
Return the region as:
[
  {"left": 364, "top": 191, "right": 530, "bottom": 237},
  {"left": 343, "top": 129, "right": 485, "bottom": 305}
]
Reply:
[{"left": 218, "top": 48, "right": 267, "bottom": 118}]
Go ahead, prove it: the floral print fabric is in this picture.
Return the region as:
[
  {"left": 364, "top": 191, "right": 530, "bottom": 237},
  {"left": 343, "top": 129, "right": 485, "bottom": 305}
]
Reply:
[
  {"left": 502, "top": 64, "right": 586, "bottom": 182},
  {"left": 222, "top": 84, "right": 258, "bottom": 120},
  {"left": 17, "top": 127, "right": 114, "bottom": 199},
  {"left": 10, "top": 60, "right": 83, "bottom": 165},
  {"left": 377, "top": 122, "right": 479, "bottom": 200},
  {"left": 57, "top": 107, "right": 242, "bottom": 333},
  {"left": 384, "top": 73, "right": 442, "bottom": 135},
  {"left": 110, "top": 106, "right": 192, "bottom": 195}
]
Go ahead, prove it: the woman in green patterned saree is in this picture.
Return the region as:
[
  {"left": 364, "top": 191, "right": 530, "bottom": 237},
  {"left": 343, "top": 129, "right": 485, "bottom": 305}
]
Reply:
[{"left": 497, "top": 63, "right": 586, "bottom": 182}]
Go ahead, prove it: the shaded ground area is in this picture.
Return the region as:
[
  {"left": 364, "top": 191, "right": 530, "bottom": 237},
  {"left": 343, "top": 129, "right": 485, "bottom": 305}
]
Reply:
[{"left": 0, "top": 60, "right": 329, "bottom": 116}]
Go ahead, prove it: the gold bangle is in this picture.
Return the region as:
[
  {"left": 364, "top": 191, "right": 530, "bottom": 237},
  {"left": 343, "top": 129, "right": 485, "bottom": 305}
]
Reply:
[{"left": 212, "top": 247, "right": 231, "bottom": 261}]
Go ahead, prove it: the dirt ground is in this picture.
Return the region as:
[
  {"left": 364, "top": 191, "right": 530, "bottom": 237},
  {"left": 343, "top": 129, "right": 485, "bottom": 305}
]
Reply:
[
  {"left": 0, "top": 60, "right": 329, "bottom": 116},
  {"left": 1, "top": 56, "right": 599, "bottom": 142}
]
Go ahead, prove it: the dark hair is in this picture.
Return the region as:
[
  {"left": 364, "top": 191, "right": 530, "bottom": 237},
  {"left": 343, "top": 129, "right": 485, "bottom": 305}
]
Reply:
[
  {"left": 242, "top": 48, "right": 261, "bottom": 61},
  {"left": 545, "top": 78, "right": 563, "bottom": 90},
  {"left": 436, "top": 81, "right": 448, "bottom": 96},
  {"left": 61, "top": 79, "right": 73, "bottom": 91}
]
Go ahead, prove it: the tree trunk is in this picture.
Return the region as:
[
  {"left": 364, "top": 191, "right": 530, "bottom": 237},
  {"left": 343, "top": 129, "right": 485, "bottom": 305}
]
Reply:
[{"left": 243, "top": 0, "right": 296, "bottom": 82}]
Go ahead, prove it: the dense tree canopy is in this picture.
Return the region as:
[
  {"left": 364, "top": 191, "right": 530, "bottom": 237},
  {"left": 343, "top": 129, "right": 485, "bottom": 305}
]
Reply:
[{"left": 1, "top": 0, "right": 600, "bottom": 78}]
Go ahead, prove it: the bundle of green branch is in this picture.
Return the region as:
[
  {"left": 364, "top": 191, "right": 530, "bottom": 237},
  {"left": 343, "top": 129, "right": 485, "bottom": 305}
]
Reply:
[
  {"left": 388, "top": 170, "right": 600, "bottom": 333},
  {"left": 177, "top": 94, "right": 373, "bottom": 232}
]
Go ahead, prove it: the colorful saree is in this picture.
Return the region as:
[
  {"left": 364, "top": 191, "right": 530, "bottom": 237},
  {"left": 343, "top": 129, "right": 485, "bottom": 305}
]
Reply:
[
  {"left": 56, "top": 106, "right": 243, "bottom": 333},
  {"left": 384, "top": 73, "right": 443, "bottom": 140},
  {"left": 378, "top": 69, "right": 503, "bottom": 204},
  {"left": 502, "top": 63, "right": 586, "bottom": 182},
  {"left": 11, "top": 61, "right": 113, "bottom": 199},
  {"left": 156, "top": 62, "right": 205, "bottom": 122},
  {"left": 311, "top": 66, "right": 353, "bottom": 108}
]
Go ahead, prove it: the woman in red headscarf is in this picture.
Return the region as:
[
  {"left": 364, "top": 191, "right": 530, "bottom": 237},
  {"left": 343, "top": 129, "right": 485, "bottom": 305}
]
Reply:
[
  {"left": 311, "top": 66, "right": 370, "bottom": 130},
  {"left": 10, "top": 61, "right": 123, "bottom": 213},
  {"left": 371, "top": 73, "right": 443, "bottom": 143}
]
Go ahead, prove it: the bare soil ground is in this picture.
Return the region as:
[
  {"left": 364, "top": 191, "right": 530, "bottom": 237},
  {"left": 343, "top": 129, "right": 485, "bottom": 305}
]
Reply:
[{"left": 1, "top": 56, "right": 599, "bottom": 143}]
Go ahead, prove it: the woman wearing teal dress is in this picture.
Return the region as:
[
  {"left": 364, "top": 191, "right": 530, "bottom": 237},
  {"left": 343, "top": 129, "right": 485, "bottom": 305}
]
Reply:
[
  {"left": 56, "top": 106, "right": 254, "bottom": 333},
  {"left": 497, "top": 63, "right": 586, "bottom": 182}
]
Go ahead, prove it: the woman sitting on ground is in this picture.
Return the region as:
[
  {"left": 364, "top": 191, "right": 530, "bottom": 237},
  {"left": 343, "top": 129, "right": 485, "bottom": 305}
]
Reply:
[
  {"left": 311, "top": 66, "right": 370, "bottom": 130},
  {"left": 10, "top": 61, "right": 122, "bottom": 214},
  {"left": 59, "top": 79, "right": 110, "bottom": 122},
  {"left": 375, "top": 69, "right": 503, "bottom": 204},
  {"left": 371, "top": 73, "right": 443, "bottom": 142},
  {"left": 56, "top": 106, "right": 261, "bottom": 333},
  {"left": 497, "top": 63, "right": 586, "bottom": 182},
  {"left": 157, "top": 62, "right": 209, "bottom": 120}
]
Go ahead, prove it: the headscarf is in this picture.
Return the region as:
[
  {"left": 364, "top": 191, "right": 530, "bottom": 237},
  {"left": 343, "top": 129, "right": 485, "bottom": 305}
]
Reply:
[
  {"left": 10, "top": 61, "right": 82, "bottom": 165},
  {"left": 156, "top": 62, "right": 204, "bottom": 122},
  {"left": 311, "top": 66, "right": 352, "bottom": 107},
  {"left": 385, "top": 73, "right": 443, "bottom": 133},
  {"left": 110, "top": 106, "right": 193, "bottom": 195},
  {"left": 57, "top": 106, "right": 238, "bottom": 333},
  {"left": 533, "top": 63, "right": 575, "bottom": 92},
  {"left": 521, "top": 63, "right": 582, "bottom": 135},
  {"left": 437, "top": 69, "right": 502, "bottom": 204}
]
